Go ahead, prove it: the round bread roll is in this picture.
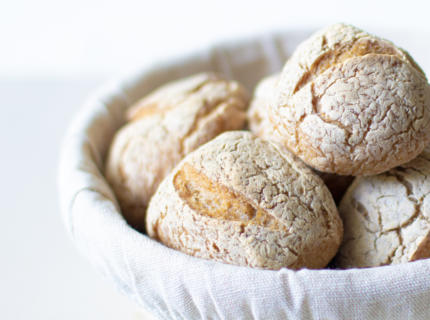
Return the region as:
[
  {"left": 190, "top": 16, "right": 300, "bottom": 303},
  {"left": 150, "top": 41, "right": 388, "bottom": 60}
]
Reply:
[
  {"left": 247, "top": 73, "right": 279, "bottom": 137},
  {"left": 268, "top": 23, "right": 430, "bottom": 176},
  {"left": 248, "top": 73, "right": 353, "bottom": 203},
  {"left": 146, "top": 131, "right": 343, "bottom": 270},
  {"left": 105, "top": 73, "right": 249, "bottom": 230},
  {"left": 335, "top": 146, "right": 430, "bottom": 268}
]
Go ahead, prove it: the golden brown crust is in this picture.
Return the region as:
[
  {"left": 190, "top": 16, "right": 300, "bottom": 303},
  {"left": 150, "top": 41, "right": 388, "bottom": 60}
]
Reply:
[
  {"left": 173, "top": 163, "right": 280, "bottom": 229},
  {"left": 269, "top": 23, "right": 430, "bottom": 176},
  {"left": 335, "top": 146, "right": 430, "bottom": 268},
  {"left": 105, "top": 73, "right": 249, "bottom": 230},
  {"left": 126, "top": 73, "right": 220, "bottom": 121},
  {"left": 146, "top": 131, "right": 343, "bottom": 270}
]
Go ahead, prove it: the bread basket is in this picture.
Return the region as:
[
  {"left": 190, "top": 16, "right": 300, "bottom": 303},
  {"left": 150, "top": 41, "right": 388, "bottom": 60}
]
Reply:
[{"left": 58, "top": 29, "right": 430, "bottom": 319}]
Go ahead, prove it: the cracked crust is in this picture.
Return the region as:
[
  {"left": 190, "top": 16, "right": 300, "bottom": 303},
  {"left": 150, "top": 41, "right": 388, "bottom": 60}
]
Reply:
[
  {"left": 335, "top": 146, "right": 430, "bottom": 268},
  {"left": 105, "top": 73, "right": 249, "bottom": 230},
  {"left": 269, "top": 23, "right": 430, "bottom": 176},
  {"left": 248, "top": 73, "right": 353, "bottom": 203},
  {"left": 146, "top": 131, "right": 343, "bottom": 270}
]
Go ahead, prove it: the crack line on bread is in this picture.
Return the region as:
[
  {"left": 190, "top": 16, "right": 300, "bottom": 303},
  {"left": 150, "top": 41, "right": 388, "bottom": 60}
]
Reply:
[{"left": 173, "top": 163, "right": 291, "bottom": 232}]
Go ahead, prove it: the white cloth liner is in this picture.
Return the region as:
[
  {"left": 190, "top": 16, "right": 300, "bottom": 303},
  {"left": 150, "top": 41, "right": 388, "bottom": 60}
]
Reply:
[{"left": 58, "top": 30, "right": 430, "bottom": 320}]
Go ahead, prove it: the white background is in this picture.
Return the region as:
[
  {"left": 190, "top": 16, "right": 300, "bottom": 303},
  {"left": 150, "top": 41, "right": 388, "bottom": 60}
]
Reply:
[{"left": 1, "top": 1, "right": 430, "bottom": 319}]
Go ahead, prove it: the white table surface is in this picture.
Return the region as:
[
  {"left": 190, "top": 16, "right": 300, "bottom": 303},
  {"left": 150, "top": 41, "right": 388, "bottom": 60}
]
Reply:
[
  {"left": 0, "top": 78, "right": 156, "bottom": 319},
  {"left": 1, "top": 1, "right": 430, "bottom": 319}
]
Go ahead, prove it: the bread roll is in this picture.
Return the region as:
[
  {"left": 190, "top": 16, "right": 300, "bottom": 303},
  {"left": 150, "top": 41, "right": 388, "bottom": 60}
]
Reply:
[
  {"left": 105, "top": 73, "right": 249, "bottom": 230},
  {"left": 146, "top": 131, "right": 343, "bottom": 270},
  {"left": 336, "top": 146, "right": 430, "bottom": 268},
  {"left": 268, "top": 23, "right": 430, "bottom": 176}
]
